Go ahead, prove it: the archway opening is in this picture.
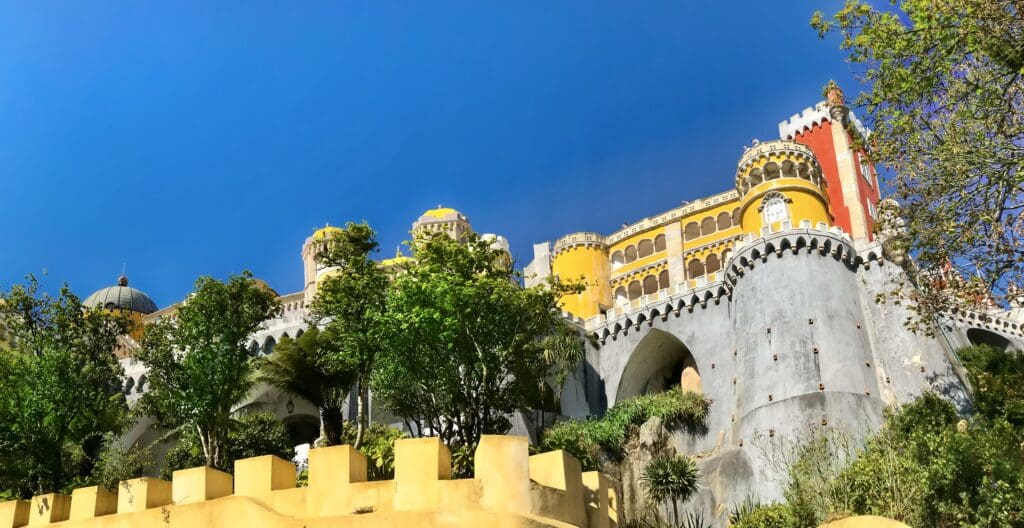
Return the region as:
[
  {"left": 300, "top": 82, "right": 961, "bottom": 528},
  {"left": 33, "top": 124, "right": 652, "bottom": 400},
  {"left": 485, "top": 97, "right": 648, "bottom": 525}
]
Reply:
[
  {"left": 615, "top": 329, "right": 700, "bottom": 403},
  {"left": 967, "top": 328, "right": 1012, "bottom": 351}
]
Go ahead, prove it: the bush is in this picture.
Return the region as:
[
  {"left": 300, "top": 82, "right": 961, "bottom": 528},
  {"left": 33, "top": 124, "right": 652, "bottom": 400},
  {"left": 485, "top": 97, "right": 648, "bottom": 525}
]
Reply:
[
  {"left": 540, "top": 388, "right": 710, "bottom": 470},
  {"left": 338, "top": 421, "right": 405, "bottom": 480},
  {"left": 732, "top": 503, "right": 795, "bottom": 528}
]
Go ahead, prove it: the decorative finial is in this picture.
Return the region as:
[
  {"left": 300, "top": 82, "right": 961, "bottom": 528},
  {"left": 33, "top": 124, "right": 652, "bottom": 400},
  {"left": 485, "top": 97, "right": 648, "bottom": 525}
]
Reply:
[
  {"left": 117, "top": 275, "right": 128, "bottom": 287},
  {"left": 824, "top": 79, "right": 845, "bottom": 106},
  {"left": 395, "top": 246, "right": 402, "bottom": 257}
]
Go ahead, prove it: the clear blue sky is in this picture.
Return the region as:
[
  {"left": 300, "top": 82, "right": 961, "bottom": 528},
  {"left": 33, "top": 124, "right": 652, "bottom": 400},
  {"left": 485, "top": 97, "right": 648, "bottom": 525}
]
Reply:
[{"left": 0, "top": 1, "right": 858, "bottom": 307}]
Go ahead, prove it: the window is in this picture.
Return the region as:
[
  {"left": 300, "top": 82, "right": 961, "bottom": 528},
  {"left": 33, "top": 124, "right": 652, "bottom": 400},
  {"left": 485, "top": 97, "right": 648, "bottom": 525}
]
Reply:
[
  {"left": 760, "top": 193, "right": 790, "bottom": 226},
  {"left": 860, "top": 155, "right": 873, "bottom": 187},
  {"left": 867, "top": 201, "right": 877, "bottom": 219}
]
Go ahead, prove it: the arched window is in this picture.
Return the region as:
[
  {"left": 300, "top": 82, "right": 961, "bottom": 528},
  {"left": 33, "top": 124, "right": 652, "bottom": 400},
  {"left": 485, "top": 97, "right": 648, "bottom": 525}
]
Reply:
[
  {"left": 611, "top": 251, "right": 625, "bottom": 270},
  {"left": 654, "top": 234, "right": 666, "bottom": 252},
  {"left": 248, "top": 341, "right": 260, "bottom": 357},
  {"left": 732, "top": 207, "right": 741, "bottom": 225},
  {"left": 625, "top": 246, "right": 638, "bottom": 263},
  {"left": 716, "top": 212, "right": 732, "bottom": 231},
  {"left": 765, "top": 162, "right": 781, "bottom": 180},
  {"left": 684, "top": 222, "right": 700, "bottom": 241},
  {"left": 136, "top": 375, "right": 147, "bottom": 394},
  {"left": 614, "top": 286, "right": 628, "bottom": 306},
  {"left": 642, "top": 275, "right": 659, "bottom": 295},
  {"left": 295, "top": 329, "right": 304, "bottom": 338},
  {"left": 760, "top": 192, "right": 791, "bottom": 226},
  {"left": 701, "top": 217, "right": 716, "bottom": 237},
  {"left": 706, "top": 254, "right": 721, "bottom": 274},
  {"left": 687, "top": 259, "right": 705, "bottom": 278},
  {"left": 124, "top": 377, "right": 135, "bottom": 395},
  {"left": 781, "top": 160, "right": 797, "bottom": 179},
  {"left": 638, "top": 239, "right": 654, "bottom": 258},
  {"left": 658, "top": 269, "right": 670, "bottom": 290},
  {"left": 748, "top": 169, "right": 764, "bottom": 188},
  {"left": 628, "top": 281, "right": 643, "bottom": 300},
  {"left": 263, "top": 336, "right": 277, "bottom": 356}
]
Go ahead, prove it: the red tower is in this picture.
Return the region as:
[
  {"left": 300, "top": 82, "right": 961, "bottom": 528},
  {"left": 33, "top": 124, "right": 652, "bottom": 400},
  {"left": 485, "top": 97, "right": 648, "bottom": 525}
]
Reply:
[{"left": 778, "top": 81, "right": 881, "bottom": 241}]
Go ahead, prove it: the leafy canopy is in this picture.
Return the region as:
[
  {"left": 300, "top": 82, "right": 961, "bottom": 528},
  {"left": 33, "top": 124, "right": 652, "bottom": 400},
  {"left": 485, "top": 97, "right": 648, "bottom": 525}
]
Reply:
[{"left": 813, "top": 0, "right": 1024, "bottom": 316}]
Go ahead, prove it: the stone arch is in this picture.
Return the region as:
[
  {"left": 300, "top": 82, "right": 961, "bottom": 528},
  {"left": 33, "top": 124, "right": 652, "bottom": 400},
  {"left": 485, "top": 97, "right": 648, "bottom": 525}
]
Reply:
[
  {"left": 263, "top": 336, "right": 277, "bottom": 356},
  {"left": 124, "top": 376, "right": 135, "bottom": 395},
  {"left": 701, "top": 217, "right": 717, "bottom": 237},
  {"left": 706, "top": 254, "right": 721, "bottom": 274},
  {"left": 136, "top": 375, "right": 147, "bottom": 394},
  {"left": 628, "top": 281, "right": 643, "bottom": 301},
  {"left": 654, "top": 234, "right": 666, "bottom": 252},
  {"left": 781, "top": 159, "right": 797, "bottom": 179},
  {"left": 687, "top": 258, "right": 705, "bottom": 278},
  {"left": 638, "top": 239, "right": 654, "bottom": 259},
  {"left": 283, "top": 414, "right": 320, "bottom": 447},
  {"left": 295, "top": 328, "right": 305, "bottom": 338},
  {"left": 684, "top": 222, "right": 701, "bottom": 241},
  {"left": 611, "top": 250, "right": 625, "bottom": 269},
  {"left": 765, "top": 162, "right": 781, "bottom": 180},
  {"left": 642, "top": 275, "right": 659, "bottom": 295},
  {"left": 966, "top": 328, "right": 1013, "bottom": 351},
  {"left": 717, "top": 211, "right": 732, "bottom": 231},
  {"left": 615, "top": 329, "right": 700, "bottom": 402},
  {"left": 658, "top": 269, "right": 670, "bottom": 290},
  {"left": 614, "top": 286, "right": 628, "bottom": 306},
  {"left": 625, "top": 246, "right": 638, "bottom": 263}
]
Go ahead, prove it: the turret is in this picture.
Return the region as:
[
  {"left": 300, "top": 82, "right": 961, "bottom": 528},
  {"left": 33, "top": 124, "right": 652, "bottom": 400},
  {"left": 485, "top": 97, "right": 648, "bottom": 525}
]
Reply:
[
  {"left": 301, "top": 225, "right": 343, "bottom": 305},
  {"left": 735, "top": 140, "right": 831, "bottom": 237},
  {"left": 551, "top": 233, "right": 612, "bottom": 320}
]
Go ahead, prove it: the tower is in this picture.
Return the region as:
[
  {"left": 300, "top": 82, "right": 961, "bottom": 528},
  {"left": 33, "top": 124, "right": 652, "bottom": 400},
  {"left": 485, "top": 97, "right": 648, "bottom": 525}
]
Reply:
[
  {"left": 550, "top": 233, "right": 612, "bottom": 320},
  {"left": 734, "top": 139, "right": 831, "bottom": 237},
  {"left": 411, "top": 207, "right": 472, "bottom": 241},
  {"left": 301, "top": 225, "right": 343, "bottom": 304},
  {"left": 779, "top": 81, "right": 881, "bottom": 241}
]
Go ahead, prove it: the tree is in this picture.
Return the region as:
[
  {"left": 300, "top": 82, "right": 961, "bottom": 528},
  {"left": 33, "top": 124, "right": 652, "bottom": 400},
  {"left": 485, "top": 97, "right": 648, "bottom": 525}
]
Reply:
[
  {"left": 0, "top": 277, "right": 133, "bottom": 496},
  {"left": 257, "top": 326, "right": 356, "bottom": 446},
  {"left": 640, "top": 454, "right": 700, "bottom": 526},
  {"left": 308, "top": 222, "right": 388, "bottom": 449},
  {"left": 136, "top": 272, "right": 280, "bottom": 470},
  {"left": 161, "top": 412, "right": 293, "bottom": 478},
  {"left": 812, "top": 1, "right": 1024, "bottom": 319},
  {"left": 958, "top": 343, "right": 1024, "bottom": 426},
  {"left": 373, "top": 231, "right": 580, "bottom": 465}
]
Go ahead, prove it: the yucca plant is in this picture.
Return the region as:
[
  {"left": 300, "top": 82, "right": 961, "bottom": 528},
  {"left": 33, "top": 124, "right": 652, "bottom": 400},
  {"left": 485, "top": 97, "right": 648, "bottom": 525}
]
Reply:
[{"left": 640, "top": 454, "right": 700, "bottom": 526}]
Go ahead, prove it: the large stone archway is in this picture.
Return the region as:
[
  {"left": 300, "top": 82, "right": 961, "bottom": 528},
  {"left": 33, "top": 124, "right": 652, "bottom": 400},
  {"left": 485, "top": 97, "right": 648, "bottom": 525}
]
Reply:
[
  {"left": 615, "top": 329, "right": 699, "bottom": 402},
  {"left": 966, "top": 327, "right": 1013, "bottom": 351}
]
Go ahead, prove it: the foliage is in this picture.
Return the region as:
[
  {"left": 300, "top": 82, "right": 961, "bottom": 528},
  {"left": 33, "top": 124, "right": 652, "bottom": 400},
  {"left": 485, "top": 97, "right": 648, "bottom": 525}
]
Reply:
[
  {"left": 373, "top": 231, "right": 581, "bottom": 459},
  {"left": 338, "top": 421, "right": 405, "bottom": 480},
  {"left": 308, "top": 222, "right": 389, "bottom": 449},
  {"left": 812, "top": 0, "right": 1024, "bottom": 319},
  {"left": 257, "top": 326, "right": 356, "bottom": 445},
  {"left": 959, "top": 343, "right": 1024, "bottom": 426},
  {"left": 776, "top": 392, "right": 1024, "bottom": 527},
  {"left": 137, "top": 272, "right": 280, "bottom": 470},
  {"left": 540, "top": 388, "right": 710, "bottom": 470},
  {"left": 640, "top": 454, "right": 699, "bottom": 526},
  {"left": 83, "top": 434, "right": 154, "bottom": 491},
  {"left": 161, "top": 412, "right": 294, "bottom": 477},
  {"left": 622, "top": 511, "right": 709, "bottom": 528},
  {"left": 732, "top": 503, "right": 796, "bottom": 528},
  {"left": 0, "top": 277, "right": 133, "bottom": 497}
]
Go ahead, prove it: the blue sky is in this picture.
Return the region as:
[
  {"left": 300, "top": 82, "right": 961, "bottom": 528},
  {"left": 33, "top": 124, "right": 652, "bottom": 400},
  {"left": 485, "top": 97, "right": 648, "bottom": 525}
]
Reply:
[{"left": 0, "top": 1, "right": 859, "bottom": 306}]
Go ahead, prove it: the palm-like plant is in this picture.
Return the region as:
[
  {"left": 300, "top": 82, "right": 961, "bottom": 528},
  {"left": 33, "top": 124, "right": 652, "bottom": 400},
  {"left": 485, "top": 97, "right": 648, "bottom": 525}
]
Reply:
[
  {"left": 257, "top": 326, "right": 356, "bottom": 446},
  {"left": 640, "top": 454, "right": 700, "bottom": 526}
]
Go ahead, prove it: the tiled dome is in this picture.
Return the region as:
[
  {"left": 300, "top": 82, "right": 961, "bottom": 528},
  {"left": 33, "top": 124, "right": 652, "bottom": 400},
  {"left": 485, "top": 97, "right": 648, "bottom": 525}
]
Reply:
[{"left": 82, "top": 276, "right": 158, "bottom": 314}]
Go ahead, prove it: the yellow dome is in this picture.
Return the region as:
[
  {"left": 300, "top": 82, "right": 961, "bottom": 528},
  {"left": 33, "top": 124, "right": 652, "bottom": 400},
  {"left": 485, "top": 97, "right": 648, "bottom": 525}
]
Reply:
[
  {"left": 312, "top": 225, "right": 343, "bottom": 240},
  {"left": 422, "top": 207, "right": 461, "bottom": 219},
  {"left": 380, "top": 255, "right": 414, "bottom": 268}
]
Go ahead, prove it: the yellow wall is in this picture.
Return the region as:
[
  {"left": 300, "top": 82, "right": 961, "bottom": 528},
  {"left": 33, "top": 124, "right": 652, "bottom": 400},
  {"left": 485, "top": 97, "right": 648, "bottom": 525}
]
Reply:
[
  {"left": 739, "top": 179, "right": 831, "bottom": 237},
  {"left": 0, "top": 436, "right": 617, "bottom": 528},
  {"left": 552, "top": 244, "right": 611, "bottom": 319}
]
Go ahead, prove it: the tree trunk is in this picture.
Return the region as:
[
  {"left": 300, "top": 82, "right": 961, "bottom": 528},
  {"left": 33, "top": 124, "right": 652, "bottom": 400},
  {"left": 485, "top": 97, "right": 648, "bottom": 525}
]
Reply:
[
  {"left": 354, "top": 377, "right": 368, "bottom": 449},
  {"left": 322, "top": 406, "right": 344, "bottom": 446}
]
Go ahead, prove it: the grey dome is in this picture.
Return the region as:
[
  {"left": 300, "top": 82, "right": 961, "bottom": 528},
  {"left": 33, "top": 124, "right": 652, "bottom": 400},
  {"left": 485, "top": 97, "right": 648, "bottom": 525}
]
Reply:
[{"left": 83, "top": 276, "right": 158, "bottom": 314}]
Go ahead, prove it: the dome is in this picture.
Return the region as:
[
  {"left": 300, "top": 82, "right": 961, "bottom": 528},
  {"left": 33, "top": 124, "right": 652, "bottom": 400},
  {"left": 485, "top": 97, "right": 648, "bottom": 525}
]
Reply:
[
  {"left": 82, "top": 276, "right": 158, "bottom": 314},
  {"left": 422, "top": 207, "right": 462, "bottom": 219},
  {"left": 312, "top": 225, "right": 343, "bottom": 240}
]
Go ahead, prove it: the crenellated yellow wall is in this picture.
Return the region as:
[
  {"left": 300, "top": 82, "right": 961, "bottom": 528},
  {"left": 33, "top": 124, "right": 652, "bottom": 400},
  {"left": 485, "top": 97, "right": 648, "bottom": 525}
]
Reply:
[{"left": 0, "top": 436, "right": 617, "bottom": 528}]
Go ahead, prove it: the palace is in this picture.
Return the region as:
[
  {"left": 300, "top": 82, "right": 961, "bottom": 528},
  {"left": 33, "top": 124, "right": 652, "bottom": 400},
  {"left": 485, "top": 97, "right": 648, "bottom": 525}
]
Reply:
[{"left": 73, "top": 83, "right": 1024, "bottom": 523}]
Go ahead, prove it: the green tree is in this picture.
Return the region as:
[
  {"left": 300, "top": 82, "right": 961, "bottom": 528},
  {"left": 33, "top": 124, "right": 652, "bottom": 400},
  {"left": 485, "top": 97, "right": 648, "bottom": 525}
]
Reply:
[
  {"left": 137, "top": 272, "right": 280, "bottom": 470},
  {"left": 0, "top": 277, "right": 133, "bottom": 496},
  {"left": 308, "top": 221, "right": 388, "bottom": 450},
  {"left": 374, "top": 231, "right": 579, "bottom": 464},
  {"left": 640, "top": 454, "right": 700, "bottom": 526},
  {"left": 161, "top": 412, "right": 294, "bottom": 478},
  {"left": 959, "top": 343, "right": 1024, "bottom": 426},
  {"left": 812, "top": 1, "right": 1024, "bottom": 318},
  {"left": 257, "top": 326, "right": 356, "bottom": 446}
]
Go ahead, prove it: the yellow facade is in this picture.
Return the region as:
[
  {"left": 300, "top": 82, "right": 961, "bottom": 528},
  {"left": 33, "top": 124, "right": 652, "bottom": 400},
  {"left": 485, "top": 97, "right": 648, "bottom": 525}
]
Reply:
[
  {"left": 549, "top": 140, "right": 833, "bottom": 320},
  {"left": 0, "top": 436, "right": 617, "bottom": 528},
  {"left": 551, "top": 235, "right": 611, "bottom": 319}
]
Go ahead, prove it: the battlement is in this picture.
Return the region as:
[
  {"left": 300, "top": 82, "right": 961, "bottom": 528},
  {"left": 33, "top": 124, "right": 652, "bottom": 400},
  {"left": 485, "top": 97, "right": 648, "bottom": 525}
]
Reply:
[
  {"left": 0, "top": 436, "right": 617, "bottom": 528},
  {"left": 777, "top": 101, "right": 871, "bottom": 141}
]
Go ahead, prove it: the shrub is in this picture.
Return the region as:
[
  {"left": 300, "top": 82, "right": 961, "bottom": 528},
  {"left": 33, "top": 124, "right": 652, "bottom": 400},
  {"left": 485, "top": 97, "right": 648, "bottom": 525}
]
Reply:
[
  {"left": 161, "top": 412, "right": 294, "bottom": 477},
  {"left": 339, "top": 421, "right": 405, "bottom": 480},
  {"left": 732, "top": 503, "right": 795, "bottom": 528}
]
